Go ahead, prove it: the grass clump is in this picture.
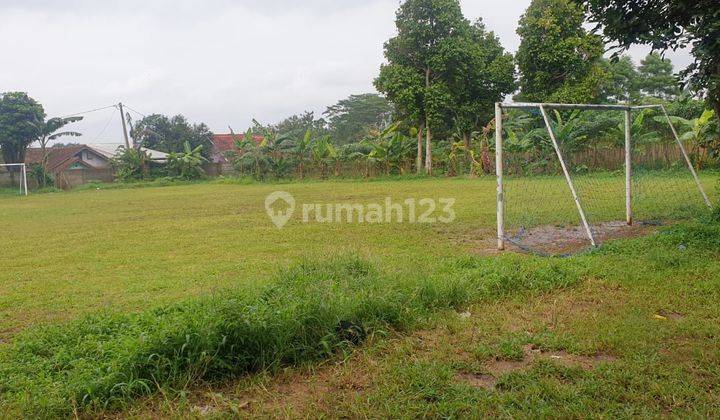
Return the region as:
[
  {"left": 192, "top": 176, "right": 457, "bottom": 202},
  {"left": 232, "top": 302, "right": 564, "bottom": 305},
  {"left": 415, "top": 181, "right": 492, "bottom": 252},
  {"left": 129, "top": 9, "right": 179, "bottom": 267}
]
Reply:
[{"left": 0, "top": 255, "right": 574, "bottom": 417}]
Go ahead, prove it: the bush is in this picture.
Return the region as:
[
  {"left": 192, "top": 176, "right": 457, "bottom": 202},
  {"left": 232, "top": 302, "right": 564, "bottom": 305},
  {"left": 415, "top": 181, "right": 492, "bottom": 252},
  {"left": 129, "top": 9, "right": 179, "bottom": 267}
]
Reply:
[{"left": 111, "top": 147, "right": 150, "bottom": 182}]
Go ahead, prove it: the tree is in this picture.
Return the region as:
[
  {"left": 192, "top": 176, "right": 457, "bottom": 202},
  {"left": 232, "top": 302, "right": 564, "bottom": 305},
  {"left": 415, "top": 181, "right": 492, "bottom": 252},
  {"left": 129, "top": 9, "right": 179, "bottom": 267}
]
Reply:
[
  {"left": 0, "top": 92, "right": 45, "bottom": 166},
  {"left": 33, "top": 116, "right": 83, "bottom": 186},
  {"left": 516, "top": 0, "right": 607, "bottom": 103},
  {"left": 598, "top": 55, "right": 641, "bottom": 103},
  {"left": 324, "top": 94, "right": 394, "bottom": 145},
  {"left": 167, "top": 141, "right": 207, "bottom": 180},
  {"left": 131, "top": 114, "right": 213, "bottom": 158},
  {"left": 660, "top": 110, "right": 719, "bottom": 169},
  {"left": 265, "top": 111, "right": 328, "bottom": 140},
  {"left": 637, "top": 53, "right": 681, "bottom": 100},
  {"left": 375, "top": 0, "right": 470, "bottom": 175},
  {"left": 112, "top": 147, "right": 150, "bottom": 182},
  {"left": 576, "top": 0, "right": 720, "bottom": 121},
  {"left": 445, "top": 19, "right": 516, "bottom": 169}
]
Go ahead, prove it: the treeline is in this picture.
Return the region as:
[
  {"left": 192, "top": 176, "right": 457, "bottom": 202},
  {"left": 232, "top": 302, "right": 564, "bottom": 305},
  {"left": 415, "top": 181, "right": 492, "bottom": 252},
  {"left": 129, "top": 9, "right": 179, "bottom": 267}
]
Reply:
[{"left": 211, "top": 0, "right": 720, "bottom": 180}]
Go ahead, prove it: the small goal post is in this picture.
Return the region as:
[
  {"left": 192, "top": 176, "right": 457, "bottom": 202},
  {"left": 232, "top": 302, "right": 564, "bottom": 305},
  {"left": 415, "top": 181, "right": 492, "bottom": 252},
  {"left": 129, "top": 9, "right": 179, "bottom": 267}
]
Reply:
[
  {"left": 0, "top": 163, "right": 29, "bottom": 196},
  {"left": 495, "top": 102, "right": 713, "bottom": 252}
]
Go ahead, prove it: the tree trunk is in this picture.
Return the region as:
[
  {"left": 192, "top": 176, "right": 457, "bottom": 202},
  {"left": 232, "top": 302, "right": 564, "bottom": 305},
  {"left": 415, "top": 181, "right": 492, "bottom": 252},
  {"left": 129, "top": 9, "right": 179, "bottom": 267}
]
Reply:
[
  {"left": 416, "top": 123, "right": 424, "bottom": 174},
  {"left": 463, "top": 132, "right": 471, "bottom": 175},
  {"left": 424, "top": 67, "right": 432, "bottom": 175}
]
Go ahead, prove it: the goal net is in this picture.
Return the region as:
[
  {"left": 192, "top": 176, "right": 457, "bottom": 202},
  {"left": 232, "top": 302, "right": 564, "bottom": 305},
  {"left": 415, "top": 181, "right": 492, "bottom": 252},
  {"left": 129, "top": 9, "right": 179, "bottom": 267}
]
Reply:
[
  {"left": 0, "top": 164, "right": 29, "bottom": 196},
  {"left": 495, "top": 103, "right": 713, "bottom": 255}
]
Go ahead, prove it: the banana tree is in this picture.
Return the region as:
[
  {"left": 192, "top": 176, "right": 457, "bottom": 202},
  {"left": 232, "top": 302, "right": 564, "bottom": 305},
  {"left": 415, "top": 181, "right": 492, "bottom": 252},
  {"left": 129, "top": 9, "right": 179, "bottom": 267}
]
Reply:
[
  {"left": 33, "top": 116, "right": 83, "bottom": 186},
  {"left": 293, "top": 129, "right": 313, "bottom": 178},
  {"left": 167, "top": 141, "right": 206, "bottom": 180},
  {"left": 661, "top": 110, "right": 718, "bottom": 169},
  {"left": 232, "top": 127, "right": 270, "bottom": 180},
  {"left": 310, "top": 135, "right": 336, "bottom": 178}
]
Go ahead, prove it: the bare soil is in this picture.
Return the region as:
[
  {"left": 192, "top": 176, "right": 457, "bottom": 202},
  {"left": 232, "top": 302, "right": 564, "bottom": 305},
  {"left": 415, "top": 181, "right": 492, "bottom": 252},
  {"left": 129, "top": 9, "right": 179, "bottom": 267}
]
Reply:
[{"left": 503, "top": 221, "right": 659, "bottom": 255}]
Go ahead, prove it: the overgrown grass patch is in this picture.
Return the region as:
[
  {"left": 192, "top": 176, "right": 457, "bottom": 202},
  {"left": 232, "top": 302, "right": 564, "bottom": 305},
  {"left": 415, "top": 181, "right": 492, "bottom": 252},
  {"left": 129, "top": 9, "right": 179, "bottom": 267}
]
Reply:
[{"left": 0, "top": 252, "right": 580, "bottom": 417}]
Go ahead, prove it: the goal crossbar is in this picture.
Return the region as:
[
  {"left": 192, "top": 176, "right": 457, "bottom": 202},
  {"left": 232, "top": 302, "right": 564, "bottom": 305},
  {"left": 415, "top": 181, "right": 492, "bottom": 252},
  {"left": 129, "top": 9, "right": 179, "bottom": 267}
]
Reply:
[{"left": 495, "top": 102, "right": 712, "bottom": 251}]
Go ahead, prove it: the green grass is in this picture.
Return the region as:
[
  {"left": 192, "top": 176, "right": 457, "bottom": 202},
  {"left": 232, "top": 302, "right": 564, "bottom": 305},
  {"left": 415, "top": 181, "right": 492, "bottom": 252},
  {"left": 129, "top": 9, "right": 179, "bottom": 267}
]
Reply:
[{"left": 0, "top": 174, "right": 718, "bottom": 417}]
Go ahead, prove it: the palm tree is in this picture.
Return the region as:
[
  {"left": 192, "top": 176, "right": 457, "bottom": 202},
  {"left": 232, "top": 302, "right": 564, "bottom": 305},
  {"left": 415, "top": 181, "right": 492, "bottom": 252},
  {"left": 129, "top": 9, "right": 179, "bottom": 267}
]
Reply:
[{"left": 33, "top": 116, "right": 83, "bottom": 186}]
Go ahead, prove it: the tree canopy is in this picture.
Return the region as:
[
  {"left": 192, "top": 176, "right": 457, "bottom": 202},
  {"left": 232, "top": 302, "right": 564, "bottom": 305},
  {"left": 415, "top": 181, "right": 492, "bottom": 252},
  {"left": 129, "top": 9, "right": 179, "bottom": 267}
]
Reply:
[
  {"left": 130, "top": 114, "right": 213, "bottom": 158},
  {"left": 0, "top": 92, "right": 45, "bottom": 165},
  {"left": 516, "top": 0, "right": 606, "bottom": 103},
  {"left": 324, "top": 94, "right": 394, "bottom": 145},
  {"left": 375, "top": 0, "right": 515, "bottom": 173},
  {"left": 637, "top": 52, "right": 681, "bottom": 100},
  {"left": 576, "top": 0, "right": 720, "bottom": 117}
]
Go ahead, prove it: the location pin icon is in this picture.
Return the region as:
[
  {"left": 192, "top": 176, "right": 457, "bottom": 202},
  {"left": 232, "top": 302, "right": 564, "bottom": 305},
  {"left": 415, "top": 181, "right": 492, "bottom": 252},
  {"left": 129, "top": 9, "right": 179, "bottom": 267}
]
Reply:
[{"left": 265, "top": 191, "right": 295, "bottom": 229}]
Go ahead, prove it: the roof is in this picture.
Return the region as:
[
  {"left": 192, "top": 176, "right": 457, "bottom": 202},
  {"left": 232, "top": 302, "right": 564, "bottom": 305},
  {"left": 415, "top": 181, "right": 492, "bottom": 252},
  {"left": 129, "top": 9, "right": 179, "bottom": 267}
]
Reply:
[
  {"left": 211, "top": 134, "right": 265, "bottom": 163},
  {"left": 87, "top": 144, "right": 169, "bottom": 162},
  {"left": 25, "top": 145, "right": 95, "bottom": 173},
  {"left": 25, "top": 144, "right": 169, "bottom": 172}
]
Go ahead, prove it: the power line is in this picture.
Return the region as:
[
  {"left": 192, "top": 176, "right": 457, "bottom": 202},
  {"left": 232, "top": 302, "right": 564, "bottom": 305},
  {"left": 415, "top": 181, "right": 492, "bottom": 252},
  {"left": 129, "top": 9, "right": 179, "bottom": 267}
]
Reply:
[
  {"left": 59, "top": 104, "right": 117, "bottom": 119},
  {"left": 89, "top": 108, "right": 118, "bottom": 142},
  {"left": 122, "top": 104, "right": 148, "bottom": 118}
]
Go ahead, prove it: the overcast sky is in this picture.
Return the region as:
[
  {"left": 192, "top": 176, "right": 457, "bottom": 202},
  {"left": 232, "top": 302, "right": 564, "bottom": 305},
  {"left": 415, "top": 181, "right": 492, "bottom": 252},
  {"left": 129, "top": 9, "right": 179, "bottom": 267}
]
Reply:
[{"left": 0, "top": 0, "right": 693, "bottom": 144}]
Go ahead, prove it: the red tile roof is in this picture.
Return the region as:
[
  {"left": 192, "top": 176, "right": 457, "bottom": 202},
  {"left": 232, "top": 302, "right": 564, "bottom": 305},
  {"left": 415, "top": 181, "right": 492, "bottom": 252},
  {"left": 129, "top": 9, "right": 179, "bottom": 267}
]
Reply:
[
  {"left": 211, "top": 133, "right": 265, "bottom": 163},
  {"left": 25, "top": 146, "right": 93, "bottom": 173}
]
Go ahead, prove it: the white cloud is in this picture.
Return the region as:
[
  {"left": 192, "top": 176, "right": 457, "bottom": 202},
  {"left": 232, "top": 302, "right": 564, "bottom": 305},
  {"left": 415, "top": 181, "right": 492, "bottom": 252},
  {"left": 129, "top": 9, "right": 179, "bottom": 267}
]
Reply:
[{"left": 0, "top": 0, "right": 694, "bottom": 144}]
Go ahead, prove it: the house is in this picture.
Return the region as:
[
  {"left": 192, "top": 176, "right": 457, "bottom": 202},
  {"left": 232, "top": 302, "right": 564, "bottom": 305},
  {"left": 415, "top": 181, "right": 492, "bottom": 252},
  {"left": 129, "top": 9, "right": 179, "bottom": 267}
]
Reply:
[{"left": 24, "top": 144, "right": 168, "bottom": 189}]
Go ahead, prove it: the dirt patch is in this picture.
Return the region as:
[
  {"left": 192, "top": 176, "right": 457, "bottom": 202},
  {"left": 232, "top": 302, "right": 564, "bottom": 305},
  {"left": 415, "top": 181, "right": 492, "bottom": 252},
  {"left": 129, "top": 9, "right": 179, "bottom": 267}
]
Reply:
[
  {"left": 655, "top": 309, "right": 685, "bottom": 321},
  {"left": 455, "top": 372, "right": 497, "bottom": 390},
  {"left": 504, "top": 221, "right": 659, "bottom": 255},
  {"left": 481, "top": 344, "right": 616, "bottom": 381}
]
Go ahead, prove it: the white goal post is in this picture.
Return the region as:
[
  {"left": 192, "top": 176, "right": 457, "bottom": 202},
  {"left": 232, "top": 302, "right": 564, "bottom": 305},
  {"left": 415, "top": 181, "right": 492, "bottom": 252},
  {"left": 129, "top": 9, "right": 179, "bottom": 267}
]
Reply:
[
  {"left": 495, "top": 102, "right": 713, "bottom": 251},
  {"left": 0, "top": 163, "right": 29, "bottom": 196}
]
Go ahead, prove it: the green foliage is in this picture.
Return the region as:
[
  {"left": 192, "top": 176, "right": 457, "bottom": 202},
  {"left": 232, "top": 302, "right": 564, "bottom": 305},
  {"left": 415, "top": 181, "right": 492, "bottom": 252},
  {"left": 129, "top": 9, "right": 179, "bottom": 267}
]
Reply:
[
  {"left": 324, "top": 94, "right": 394, "bottom": 145},
  {"left": 578, "top": 0, "right": 720, "bottom": 119},
  {"left": 131, "top": 114, "right": 213, "bottom": 158},
  {"left": 166, "top": 141, "right": 207, "bottom": 180},
  {"left": 598, "top": 55, "right": 641, "bottom": 102},
  {"left": 0, "top": 254, "right": 577, "bottom": 417},
  {"left": 0, "top": 92, "right": 45, "bottom": 164},
  {"left": 516, "top": 0, "right": 607, "bottom": 103},
  {"left": 659, "top": 109, "right": 720, "bottom": 167},
  {"left": 111, "top": 147, "right": 150, "bottom": 182},
  {"left": 28, "top": 163, "right": 53, "bottom": 187},
  {"left": 637, "top": 53, "right": 681, "bottom": 100}
]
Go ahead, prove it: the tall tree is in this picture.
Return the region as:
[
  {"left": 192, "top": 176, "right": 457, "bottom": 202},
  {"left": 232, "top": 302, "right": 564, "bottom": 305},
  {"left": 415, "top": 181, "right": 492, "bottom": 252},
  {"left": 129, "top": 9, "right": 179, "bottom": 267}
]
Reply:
[
  {"left": 637, "top": 52, "right": 681, "bottom": 100},
  {"left": 446, "top": 20, "right": 517, "bottom": 150},
  {"left": 375, "top": 0, "right": 469, "bottom": 175},
  {"left": 576, "top": 0, "right": 720, "bottom": 121},
  {"left": 598, "top": 55, "right": 641, "bottom": 103},
  {"left": 131, "top": 114, "right": 213, "bottom": 158},
  {"left": 516, "top": 0, "right": 607, "bottom": 103},
  {"left": 324, "top": 94, "right": 394, "bottom": 145},
  {"left": 0, "top": 92, "right": 45, "bottom": 166}
]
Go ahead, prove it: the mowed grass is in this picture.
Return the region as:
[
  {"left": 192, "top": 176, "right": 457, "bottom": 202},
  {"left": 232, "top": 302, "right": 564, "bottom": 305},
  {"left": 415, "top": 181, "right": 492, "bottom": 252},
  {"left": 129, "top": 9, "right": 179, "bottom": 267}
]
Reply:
[
  {"left": 0, "top": 174, "right": 718, "bottom": 417},
  {"left": 0, "top": 174, "right": 716, "bottom": 338}
]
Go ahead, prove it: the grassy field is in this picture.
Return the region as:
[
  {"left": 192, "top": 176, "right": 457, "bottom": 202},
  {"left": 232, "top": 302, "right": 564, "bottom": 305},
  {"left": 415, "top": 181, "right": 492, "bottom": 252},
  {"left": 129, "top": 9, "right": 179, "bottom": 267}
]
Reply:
[{"left": 0, "top": 174, "right": 718, "bottom": 417}]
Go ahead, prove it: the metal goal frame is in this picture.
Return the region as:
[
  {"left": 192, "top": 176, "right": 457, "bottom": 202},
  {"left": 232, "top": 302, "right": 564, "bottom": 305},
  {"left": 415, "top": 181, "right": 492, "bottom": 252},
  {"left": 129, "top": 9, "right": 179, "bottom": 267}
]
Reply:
[
  {"left": 0, "top": 163, "right": 29, "bottom": 196},
  {"left": 495, "top": 102, "right": 712, "bottom": 251}
]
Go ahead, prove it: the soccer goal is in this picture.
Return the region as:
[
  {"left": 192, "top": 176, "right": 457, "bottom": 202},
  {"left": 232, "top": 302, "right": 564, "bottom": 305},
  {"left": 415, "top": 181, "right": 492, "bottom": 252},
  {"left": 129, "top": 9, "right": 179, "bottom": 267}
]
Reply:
[
  {"left": 495, "top": 102, "right": 713, "bottom": 254},
  {"left": 0, "top": 163, "right": 29, "bottom": 196}
]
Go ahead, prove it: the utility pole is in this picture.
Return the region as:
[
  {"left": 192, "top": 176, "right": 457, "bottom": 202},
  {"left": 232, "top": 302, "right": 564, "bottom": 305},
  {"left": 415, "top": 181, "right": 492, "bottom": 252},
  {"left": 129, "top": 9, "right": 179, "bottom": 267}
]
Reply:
[{"left": 118, "top": 102, "right": 131, "bottom": 149}]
